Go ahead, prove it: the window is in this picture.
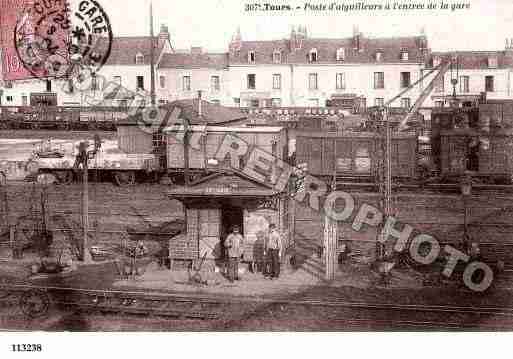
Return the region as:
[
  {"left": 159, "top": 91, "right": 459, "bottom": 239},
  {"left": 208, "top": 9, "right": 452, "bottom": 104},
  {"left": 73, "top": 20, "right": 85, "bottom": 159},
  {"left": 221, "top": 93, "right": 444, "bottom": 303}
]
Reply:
[
  {"left": 248, "top": 51, "right": 256, "bottom": 63},
  {"left": 211, "top": 100, "right": 220, "bottom": 105},
  {"left": 22, "top": 95, "right": 28, "bottom": 106},
  {"left": 433, "top": 56, "right": 442, "bottom": 67},
  {"left": 488, "top": 56, "right": 498, "bottom": 69},
  {"left": 247, "top": 74, "right": 256, "bottom": 89},
  {"left": 336, "top": 73, "right": 345, "bottom": 90},
  {"left": 309, "top": 48, "right": 318, "bottom": 63},
  {"left": 271, "top": 98, "right": 282, "bottom": 108},
  {"left": 135, "top": 53, "right": 144, "bottom": 64},
  {"left": 182, "top": 76, "right": 191, "bottom": 91},
  {"left": 435, "top": 75, "right": 445, "bottom": 93},
  {"left": 211, "top": 76, "right": 220, "bottom": 91},
  {"left": 374, "top": 98, "right": 384, "bottom": 107},
  {"left": 46, "top": 80, "right": 52, "bottom": 92},
  {"left": 6, "top": 96, "right": 13, "bottom": 102},
  {"left": 250, "top": 99, "right": 259, "bottom": 108},
  {"left": 119, "top": 100, "right": 128, "bottom": 108},
  {"left": 113, "top": 76, "right": 121, "bottom": 85},
  {"left": 272, "top": 74, "right": 281, "bottom": 90},
  {"left": 375, "top": 51, "right": 383, "bottom": 62},
  {"left": 400, "top": 72, "right": 411, "bottom": 88},
  {"left": 485, "top": 76, "right": 494, "bottom": 92},
  {"left": 401, "top": 98, "right": 411, "bottom": 109},
  {"left": 273, "top": 50, "right": 282, "bottom": 63},
  {"left": 159, "top": 76, "right": 166, "bottom": 89},
  {"left": 309, "top": 98, "right": 319, "bottom": 107},
  {"left": 336, "top": 48, "right": 345, "bottom": 61},
  {"left": 435, "top": 101, "right": 444, "bottom": 108},
  {"left": 233, "top": 98, "right": 240, "bottom": 107},
  {"left": 136, "top": 76, "right": 144, "bottom": 90},
  {"left": 308, "top": 73, "right": 318, "bottom": 90},
  {"left": 459, "top": 76, "right": 470, "bottom": 93},
  {"left": 374, "top": 72, "right": 384, "bottom": 89},
  {"left": 401, "top": 51, "right": 409, "bottom": 61}
]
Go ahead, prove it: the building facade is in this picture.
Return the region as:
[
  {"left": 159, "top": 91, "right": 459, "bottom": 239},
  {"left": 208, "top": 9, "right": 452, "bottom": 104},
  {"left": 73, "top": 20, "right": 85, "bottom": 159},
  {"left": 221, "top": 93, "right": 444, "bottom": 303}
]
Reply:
[{"left": 2, "top": 25, "right": 513, "bottom": 109}]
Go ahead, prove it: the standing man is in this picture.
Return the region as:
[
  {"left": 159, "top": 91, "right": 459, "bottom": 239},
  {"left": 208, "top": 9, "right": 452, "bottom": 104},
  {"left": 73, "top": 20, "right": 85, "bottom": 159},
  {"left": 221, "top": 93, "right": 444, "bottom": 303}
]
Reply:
[
  {"left": 225, "top": 225, "right": 243, "bottom": 282},
  {"left": 266, "top": 224, "right": 283, "bottom": 279}
]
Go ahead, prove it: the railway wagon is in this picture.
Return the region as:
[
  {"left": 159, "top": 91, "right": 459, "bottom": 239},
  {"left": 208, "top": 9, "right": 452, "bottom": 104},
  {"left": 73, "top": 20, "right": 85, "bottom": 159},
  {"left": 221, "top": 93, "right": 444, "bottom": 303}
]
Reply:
[
  {"left": 295, "top": 132, "right": 418, "bottom": 181},
  {"left": 164, "top": 125, "right": 289, "bottom": 174},
  {"left": 440, "top": 129, "right": 513, "bottom": 183}
]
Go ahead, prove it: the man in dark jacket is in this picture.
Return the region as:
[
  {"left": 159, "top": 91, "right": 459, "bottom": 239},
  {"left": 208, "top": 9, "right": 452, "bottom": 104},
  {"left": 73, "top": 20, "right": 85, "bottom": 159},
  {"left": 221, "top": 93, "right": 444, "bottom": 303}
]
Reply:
[{"left": 225, "top": 226, "right": 243, "bottom": 282}]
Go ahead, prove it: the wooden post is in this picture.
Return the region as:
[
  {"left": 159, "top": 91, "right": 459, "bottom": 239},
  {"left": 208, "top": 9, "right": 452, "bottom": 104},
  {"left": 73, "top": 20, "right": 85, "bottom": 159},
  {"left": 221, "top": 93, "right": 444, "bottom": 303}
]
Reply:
[
  {"left": 324, "top": 213, "right": 337, "bottom": 281},
  {"left": 9, "top": 225, "right": 15, "bottom": 256},
  {"left": 82, "top": 159, "right": 92, "bottom": 263}
]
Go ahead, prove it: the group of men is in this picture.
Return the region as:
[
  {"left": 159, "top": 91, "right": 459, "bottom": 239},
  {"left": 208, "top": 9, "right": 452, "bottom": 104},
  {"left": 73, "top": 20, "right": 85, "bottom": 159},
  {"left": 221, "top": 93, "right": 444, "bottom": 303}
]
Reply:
[{"left": 224, "top": 224, "right": 283, "bottom": 283}]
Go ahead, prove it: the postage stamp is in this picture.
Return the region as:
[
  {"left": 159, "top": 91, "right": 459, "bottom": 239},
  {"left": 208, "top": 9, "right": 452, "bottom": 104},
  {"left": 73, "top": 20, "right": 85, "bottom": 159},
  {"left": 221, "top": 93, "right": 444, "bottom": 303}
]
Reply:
[{"left": 13, "top": 0, "right": 112, "bottom": 80}]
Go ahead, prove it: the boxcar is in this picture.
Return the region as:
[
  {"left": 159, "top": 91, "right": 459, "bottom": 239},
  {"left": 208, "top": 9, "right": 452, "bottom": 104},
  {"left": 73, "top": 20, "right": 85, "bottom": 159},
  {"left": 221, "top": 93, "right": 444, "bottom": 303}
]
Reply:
[
  {"left": 440, "top": 129, "right": 513, "bottom": 182},
  {"left": 295, "top": 131, "right": 418, "bottom": 180},
  {"left": 164, "top": 125, "right": 288, "bottom": 172}
]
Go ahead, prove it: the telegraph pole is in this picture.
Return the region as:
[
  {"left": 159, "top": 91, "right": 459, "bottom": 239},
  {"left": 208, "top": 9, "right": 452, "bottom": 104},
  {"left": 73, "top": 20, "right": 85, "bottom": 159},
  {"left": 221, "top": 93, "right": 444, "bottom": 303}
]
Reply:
[
  {"left": 149, "top": 2, "right": 156, "bottom": 107},
  {"left": 82, "top": 155, "right": 91, "bottom": 263}
]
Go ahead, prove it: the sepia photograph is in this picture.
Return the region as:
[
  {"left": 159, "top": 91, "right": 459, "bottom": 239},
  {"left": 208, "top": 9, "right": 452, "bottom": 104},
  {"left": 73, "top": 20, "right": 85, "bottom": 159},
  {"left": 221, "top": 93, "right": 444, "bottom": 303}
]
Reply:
[{"left": 0, "top": 0, "right": 513, "bottom": 356}]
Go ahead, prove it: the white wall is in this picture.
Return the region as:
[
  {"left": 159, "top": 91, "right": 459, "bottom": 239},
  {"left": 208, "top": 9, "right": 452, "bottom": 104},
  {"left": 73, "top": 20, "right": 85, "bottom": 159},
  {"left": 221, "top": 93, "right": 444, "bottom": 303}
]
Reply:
[{"left": 157, "top": 67, "right": 230, "bottom": 104}]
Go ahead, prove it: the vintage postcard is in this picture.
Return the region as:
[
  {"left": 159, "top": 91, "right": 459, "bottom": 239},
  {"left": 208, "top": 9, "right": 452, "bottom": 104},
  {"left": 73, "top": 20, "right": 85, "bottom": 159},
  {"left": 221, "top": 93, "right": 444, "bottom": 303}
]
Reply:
[{"left": 0, "top": 0, "right": 512, "bottom": 356}]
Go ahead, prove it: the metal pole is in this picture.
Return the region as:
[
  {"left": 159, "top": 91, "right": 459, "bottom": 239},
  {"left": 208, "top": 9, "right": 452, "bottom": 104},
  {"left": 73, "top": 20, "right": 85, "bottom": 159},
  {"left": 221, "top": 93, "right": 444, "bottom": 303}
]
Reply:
[{"left": 149, "top": 2, "right": 156, "bottom": 107}]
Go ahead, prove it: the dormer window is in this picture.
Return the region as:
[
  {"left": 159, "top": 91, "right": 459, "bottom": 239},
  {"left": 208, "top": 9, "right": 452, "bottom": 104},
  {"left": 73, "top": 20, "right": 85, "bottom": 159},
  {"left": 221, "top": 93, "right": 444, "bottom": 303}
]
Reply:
[
  {"left": 488, "top": 56, "right": 498, "bottom": 69},
  {"left": 135, "top": 52, "right": 144, "bottom": 64},
  {"left": 248, "top": 51, "right": 256, "bottom": 64},
  {"left": 401, "top": 50, "right": 409, "bottom": 61},
  {"left": 336, "top": 48, "right": 346, "bottom": 61},
  {"left": 375, "top": 51, "right": 383, "bottom": 62},
  {"left": 433, "top": 55, "right": 441, "bottom": 67},
  {"left": 273, "top": 50, "right": 282, "bottom": 64},
  {"left": 309, "top": 48, "right": 318, "bottom": 63}
]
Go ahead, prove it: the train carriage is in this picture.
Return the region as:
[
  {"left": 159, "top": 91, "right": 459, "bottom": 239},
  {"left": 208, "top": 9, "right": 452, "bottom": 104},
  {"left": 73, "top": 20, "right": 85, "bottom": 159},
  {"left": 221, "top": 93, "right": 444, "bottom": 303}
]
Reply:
[
  {"left": 440, "top": 129, "right": 513, "bottom": 183},
  {"left": 295, "top": 131, "right": 418, "bottom": 181}
]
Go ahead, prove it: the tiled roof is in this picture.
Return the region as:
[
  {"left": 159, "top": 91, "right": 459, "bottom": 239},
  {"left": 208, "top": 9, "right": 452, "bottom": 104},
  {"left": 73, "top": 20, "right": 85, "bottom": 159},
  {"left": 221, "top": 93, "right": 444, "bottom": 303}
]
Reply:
[
  {"left": 229, "top": 36, "right": 427, "bottom": 65},
  {"left": 158, "top": 53, "right": 228, "bottom": 69},
  {"left": 427, "top": 51, "right": 513, "bottom": 69},
  {"left": 166, "top": 99, "right": 247, "bottom": 125},
  {"left": 105, "top": 36, "right": 165, "bottom": 66}
]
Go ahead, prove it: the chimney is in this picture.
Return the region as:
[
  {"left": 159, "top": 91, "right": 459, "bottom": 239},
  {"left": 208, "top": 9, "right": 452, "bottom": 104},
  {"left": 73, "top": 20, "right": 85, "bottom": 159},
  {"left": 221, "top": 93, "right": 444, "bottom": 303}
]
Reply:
[
  {"left": 353, "top": 25, "right": 362, "bottom": 52},
  {"left": 197, "top": 90, "right": 203, "bottom": 117},
  {"left": 158, "top": 24, "right": 171, "bottom": 47},
  {"left": 191, "top": 47, "right": 202, "bottom": 55},
  {"left": 159, "top": 24, "right": 170, "bottom": 40}
]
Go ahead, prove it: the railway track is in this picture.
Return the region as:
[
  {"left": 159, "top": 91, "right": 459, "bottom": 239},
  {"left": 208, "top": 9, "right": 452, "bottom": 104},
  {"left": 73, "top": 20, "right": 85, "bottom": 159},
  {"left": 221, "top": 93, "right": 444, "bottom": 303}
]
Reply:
[{"left": 1, "top": 283, "right": 513, "bottom": 329}]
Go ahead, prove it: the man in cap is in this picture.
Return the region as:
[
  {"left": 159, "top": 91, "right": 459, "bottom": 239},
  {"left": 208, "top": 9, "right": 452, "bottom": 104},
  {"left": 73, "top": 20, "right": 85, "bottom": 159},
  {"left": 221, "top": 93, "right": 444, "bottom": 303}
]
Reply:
[
  {"left": 225, "top": 225, "right": 243, "bottom": 282},
  {"left": 265, "top": 224, "right": 283, "bottom": 279}
]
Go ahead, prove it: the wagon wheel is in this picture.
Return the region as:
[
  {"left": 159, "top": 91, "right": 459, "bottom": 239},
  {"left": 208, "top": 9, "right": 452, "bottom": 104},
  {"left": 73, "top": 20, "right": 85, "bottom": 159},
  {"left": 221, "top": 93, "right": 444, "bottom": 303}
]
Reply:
[
  {"left": 19, "top": 290, "right": 50, "bottom": 318},
  {"left": 55, "top": 170, "right": 74, "bottom": 185},
  {"left": 114, "top": 171, "right": 136, "bottom": 186}
]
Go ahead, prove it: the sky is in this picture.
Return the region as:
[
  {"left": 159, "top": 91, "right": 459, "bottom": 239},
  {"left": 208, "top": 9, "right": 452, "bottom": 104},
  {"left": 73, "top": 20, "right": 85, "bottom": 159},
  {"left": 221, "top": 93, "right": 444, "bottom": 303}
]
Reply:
[{"left": 91, "top": 0, "right": 513, "bottom": 53}]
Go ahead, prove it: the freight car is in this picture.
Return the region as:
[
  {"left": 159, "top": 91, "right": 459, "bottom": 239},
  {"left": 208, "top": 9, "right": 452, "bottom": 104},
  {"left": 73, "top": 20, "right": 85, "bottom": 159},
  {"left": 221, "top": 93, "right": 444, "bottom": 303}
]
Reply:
[
  {"left": 0, "top": 106, "right": 129, "bottom": 131},
  {"left": 439, "top": 129, "right": 513, "bottom": 183},
  {"left": 295, "top": 131, "right": 418, "bottom": 182},
  {"left": 33, "top": 123, "right": 289, "bottom": 185}
]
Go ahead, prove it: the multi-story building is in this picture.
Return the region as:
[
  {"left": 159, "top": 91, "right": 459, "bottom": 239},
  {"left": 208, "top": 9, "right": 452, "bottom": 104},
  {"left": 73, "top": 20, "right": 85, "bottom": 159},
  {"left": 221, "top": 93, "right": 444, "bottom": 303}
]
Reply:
[
  {"left": 424, "top": 46, "right": 513, "bottom": 107},
  {"left": 0, "top": 25, "right": 173, "bottom": 107},
  {"left": 158, "top": 27, "right": 430, "bottom": 108}
]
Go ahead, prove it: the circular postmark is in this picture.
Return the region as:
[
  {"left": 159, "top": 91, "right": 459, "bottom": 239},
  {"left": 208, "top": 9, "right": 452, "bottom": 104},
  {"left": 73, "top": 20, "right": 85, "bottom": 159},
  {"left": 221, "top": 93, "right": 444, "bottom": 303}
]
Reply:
[{"left": 14, "top": 0, "right": 113, "bottom": 80}]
